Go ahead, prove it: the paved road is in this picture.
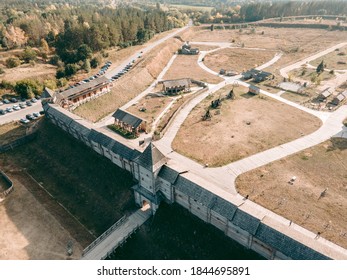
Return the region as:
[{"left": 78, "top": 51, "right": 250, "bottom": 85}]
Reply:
[
  {"left": 105, "top": 22, "right": 192, "bottom": 80},
  {"left": 0, "top": 102, "right": 42, "bottom": 125}
]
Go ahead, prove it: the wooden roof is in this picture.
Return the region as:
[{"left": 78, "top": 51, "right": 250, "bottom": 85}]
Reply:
[
  {"left": 162, "top": 78, "right": 191, "bottom": 89},
  {"left": 59, "top": 76, "right": 110, "bottom": 99},
  {"left": 134, "top": 143, "right": 167, "bottom": 172},
  {"left": 112, "top": 109, "right": 144, "bottom": 129}
]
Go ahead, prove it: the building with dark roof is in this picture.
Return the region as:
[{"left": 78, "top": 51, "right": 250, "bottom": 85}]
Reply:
[
  {"left": 112, "top": 109, "right": 147, "bottom": 137},
  {"left": 161, "top": 78, "right": 191, "bottom": 95},
  {"left": 331, "top": 90, "right": 347, "bottom": 105},
  {"left": 242, "top": 69, "right": 273, "bottom": 82},
  {"left": 57, "top": 77, "right": 111, "bottom": 108},
  {"left": 178, "top": 42, "right": 199, "bottom": 55}
]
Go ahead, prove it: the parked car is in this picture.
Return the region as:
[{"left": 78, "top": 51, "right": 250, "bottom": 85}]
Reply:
[
  {"left": 31, "top": 98, "right": 38, "bottom": 103},
  {"left": 26, "top": 114, "right": 36, "bottom": 120},
  {"left": 0, "top": 109, "right": 6, "bottom": 115},
  {"left": 3, "top": 99, "right": 10, "bottom": 104},
  {"left": 19, "top": 102, "right": 27, "bottom": 108},
  {"left": 26, "top": 100, "right": 32, "bottom": 106},
  {"left": 6, "top": 107, "right": 13, "bottom": 112},
  {"left": 20, "top": 118, "right": 30, "bottom": 124},
  {"left": 33, "top": 112, "right": 40, "bottom": 118},
  {"left": 10, "top": 97, "right": 18, "bottom": 103},
  {"left": 39, "top": 110, "right": 45, "bottom": 115},
  {"left": 0, "top": 101, "right": 3, "bottom": 105},
  {"left": 12, "top": 105, "right": 20, "bottom": 111}
]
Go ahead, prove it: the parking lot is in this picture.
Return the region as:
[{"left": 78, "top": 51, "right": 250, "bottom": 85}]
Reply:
[{"left": 0, "top": 97, "right": 43, "bottom": 125}]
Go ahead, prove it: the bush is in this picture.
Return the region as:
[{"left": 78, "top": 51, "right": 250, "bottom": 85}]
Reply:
[
  {"left": 14, "top": 79, "right": 43, "bottom": 99},
  {"left": 21, "top": 47, "right": 37, "bottom": 63},
  {"left": 57, "top": 78, "right": 68, "bottom": 88},
  {"left": 6, "top": 57, "right": 21, "bottom": 68},
  {"left": 0, "top": 68, "right": 4, "bottom": 74}
]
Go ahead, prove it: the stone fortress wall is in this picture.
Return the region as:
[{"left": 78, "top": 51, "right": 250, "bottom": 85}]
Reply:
[{"left": 43, "top": 102, "right": 347, "bottom": 260}]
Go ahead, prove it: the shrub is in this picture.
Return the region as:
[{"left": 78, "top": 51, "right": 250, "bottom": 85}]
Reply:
[{"left": 6, "top": 57, "right": 21, "bottom": 68}]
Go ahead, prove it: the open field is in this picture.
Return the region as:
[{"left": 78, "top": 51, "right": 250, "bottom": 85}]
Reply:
[
  {"left": 127, "top": 94, "right": 172, "bottom": 125},
  {"left": 169, "top": 4, "right": 213, "bottom": 12},
  {"left": 190, "top": 44, "right": 219, "bottom": 51},
  {"left": 236, "top": 138, "right": 347, "bottom": 249},
  {"left": 290, "top": 67, "right": 335, "bottom": 82},
  {"left": 163, "top": 54, "right": 223, "bottom": 84},
  {"left": 73, "top": 38, "right": 181, "bottom": 123},
  {"left": 0, "top": 122, "right": 27, "bottom": 145},
  {"left": 0, "top": 63, "right": 56, "bottom": 83},
  {"left": 310, "top": 46, "right": 347, "bottom": 71},
  {"left": 0, "top": 172, "right": 85, "bottom": 260},
  {"left": 0, "top": 120, "right": 136, "bottom": 238},
  {"left": 110, "top": 203, "right": 264, "bottom": 260},
  {"left": 281, "top": 91, "right": 312, "bottom": 104},
  {"left": 204, "top": 48, "right": 277, "bottom": 73},
  {"left": 172, "top": 85, "right": 321, "bottom": 166},
  {"left": 185, "top": 27, "right": 347, "bottom": 77}
]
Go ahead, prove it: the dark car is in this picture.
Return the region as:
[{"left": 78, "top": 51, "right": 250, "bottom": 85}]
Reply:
[
  {"left": 26, "top": 114, "right": 35, "bottom": 120},
  {"left": 0, "top": 109, "right": 6, "bottom": 115},
  {"left": 26, "top": 100, "right": 32, "bottom": 106},
  {"left": 10, "top": 97, "right": 18, "bottom": 103},
  {"left": 3, "top": 99, "right": 10, "bottom": 104}
]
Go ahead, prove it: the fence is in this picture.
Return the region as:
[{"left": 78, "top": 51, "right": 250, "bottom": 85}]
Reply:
[
  {"left": 82, "top": 215, "right": 127, "bottom": 256},
  {"left": 101, "top": 225, "right": 140, "bottom": 260},
  {"left": 0, "top": 133, "right": 38, "bottom": 153}
]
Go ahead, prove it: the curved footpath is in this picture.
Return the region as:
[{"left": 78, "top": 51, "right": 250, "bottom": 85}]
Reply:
[{"left": 154, "top": 42, "right": 347, "bottom": 259}]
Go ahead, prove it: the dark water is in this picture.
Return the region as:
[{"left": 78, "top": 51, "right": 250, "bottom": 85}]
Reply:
[{"left": 109, "top": 203, "right": 265, "bottom": 260}]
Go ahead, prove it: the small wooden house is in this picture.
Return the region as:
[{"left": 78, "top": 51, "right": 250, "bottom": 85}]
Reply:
[
  {"left": 318, "top": 88, "right": 332, "bottom": 102},
  {"left": 179, "top": 42, "right": 199, "bottom": 55},
  {"left": 112, "top": 109, "right": 147, "bottom": 137},
  {"left": 162, "top": 78, "right": 191, "bottom": 95},
  {"left": 331, "top": 90, "right": 347, "bottom": 105}
]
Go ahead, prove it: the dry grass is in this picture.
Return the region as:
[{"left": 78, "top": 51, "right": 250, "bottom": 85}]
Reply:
[
  {"left": 310, "top": 46, "right": 347, "bottom": 71},
  {"left": 0, "top": 122, "right": 26, "bottom": 145},
  {"left": 163, "top": 54, "right": 223, "bottom": 84},
  {"left": 204, "top": 48, "right": 277, "bottom": 73},
  {"left": 0, "top": 63, "right": 56, "bottom": 83},
  {"left": 172, "top": 85, "right": 321, "bottom": 166},
  {"left": 73, "top": 38, "right": 181, "bottom": 122},
  {"left": 236, "top": 138, "right": 347, "bottom": 249},
  {"left": 281, "top": 91, "right": 311, "bottom": 104},
  {"left": 126, "top": 95, "right": 172, "bottom": 125},
  {"left": 290, "top": 67, "right": 336, "bottom": 83},
  {"left": 190, "top": 44, "right": 219, "bottom": 51},
  {"left": 184, "top": 27, "right": 347, "bottom": 97}
]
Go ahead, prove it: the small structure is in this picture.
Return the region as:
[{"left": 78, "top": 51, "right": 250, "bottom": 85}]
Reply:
[
  {"left": 161, "top": 78, "right": 191, "bottom": 95},
  {"left": 41, "top": 87, "right": 56, "bottom": 103},
  {"left": 57, "top": 77, "right": 111, "bottom": 108},
  {"left": 226, "top": 89, "right": 235, "bottom": 100},
  {"left": 317, "top": 87, "right": 332, "bottom": 102},
  {"left": 248, "top": 85, "right": 260, "bottom": 95},
  {"left": 331, "top": 90, "right": 347, "bottom": 105},
  {"left": 178, "top": 42, "right": 199, "bottom": 55},
  {"left": 220, "top": 69, "right": 238, "bottom": 76},
  {"left": 242, "top": 69, "right": 273, "bottom": 82},
  {"left": 112, "top": 109, "right": 147, "bottom": 137}
]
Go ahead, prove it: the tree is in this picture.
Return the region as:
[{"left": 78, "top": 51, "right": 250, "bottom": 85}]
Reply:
[
  {"left": 77, "top": 44, "right": 92, "bottom": 62},
  {"left": 316, "top": 60, "right": 325, "bottom": 74},
  {"left": 82, "top": 59, "right": 91, "bottom": 73},
  {"left": 5, "top": 57, "right": 20, "bottom": 68},
  {"left": 14, "top": 79, "right": 43, "bottom": 99},
  {"left": 64, "top": 64, "right": 79, "bottom": 77},
  {"left": 40, "top": 38, "right": 49, "bottom": 54},
  {"left": 90, "top": 56, "right": 101, "bottom": 69}
]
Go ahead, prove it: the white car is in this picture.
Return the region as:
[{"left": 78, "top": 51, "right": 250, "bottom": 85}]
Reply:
[
  {"left": 13, "top": 105, "right": 21, "bottom": 111},
  {"left": 20, "top": 118, "right": 30, "bottom": 124},
  {"left": 6, "top": 107, "right": 13, "bottom": 112}
]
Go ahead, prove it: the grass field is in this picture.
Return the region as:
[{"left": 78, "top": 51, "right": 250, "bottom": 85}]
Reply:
[
  {"left": 310, "top": 46, "right": 347, "bottom": 71},
  {"left": 0, "top": 120, "right": 136, "bottom": 236},
  {"left": 0, "top": 121, "right": 27, "bottom": 145},
  {"left": 236, "top": 138, "right": 347, "bottom": 249},
  {"left": 281, "top": 91, "right": 312, "bottom": 104},
  {"left": 127, "top": 95, "right": 172, "bottom": 126},
  {"left": 110, "top": 203, "right": 264, "bottom": 260},
  {"left": 172, "top": 85, "right": 321, "bottom": 166},
  {"left": 73, "top": 38, "right": 181, "bottom": 123},
  {"left": 163, "top": 54, "right": 224, "bottom": 84},
  {"left": 204, "top": 48, "right": 277, "bottom": 73}
]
